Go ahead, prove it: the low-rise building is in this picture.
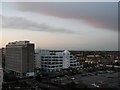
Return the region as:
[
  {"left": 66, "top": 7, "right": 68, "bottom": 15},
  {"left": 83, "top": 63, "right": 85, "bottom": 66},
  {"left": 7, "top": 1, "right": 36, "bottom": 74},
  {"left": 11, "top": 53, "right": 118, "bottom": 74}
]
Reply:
[{"left": 35, "top": 50, "right": 80, "bottom": 72}]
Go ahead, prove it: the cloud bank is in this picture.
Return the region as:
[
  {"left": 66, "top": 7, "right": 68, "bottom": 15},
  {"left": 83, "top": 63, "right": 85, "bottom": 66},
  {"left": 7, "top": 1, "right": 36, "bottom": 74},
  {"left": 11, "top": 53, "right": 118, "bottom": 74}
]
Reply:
[
  {"left": 1, "top": 15, "right": 75, "bottom": 34},
  {"left": 16, "top": 2, "right": 118, "bottom": 31}
]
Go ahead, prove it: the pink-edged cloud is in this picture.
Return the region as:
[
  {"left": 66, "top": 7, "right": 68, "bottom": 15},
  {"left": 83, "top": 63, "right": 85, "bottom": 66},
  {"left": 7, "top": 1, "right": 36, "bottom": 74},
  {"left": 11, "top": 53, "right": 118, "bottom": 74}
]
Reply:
[{"left": 15, "top": 2, "right": 118, "bottom": 31}]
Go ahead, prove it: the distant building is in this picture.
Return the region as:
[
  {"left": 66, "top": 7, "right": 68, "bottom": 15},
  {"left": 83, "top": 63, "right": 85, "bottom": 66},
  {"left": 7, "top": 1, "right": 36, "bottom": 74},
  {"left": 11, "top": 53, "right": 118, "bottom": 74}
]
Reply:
[
  {"left": 5, "top": 41, "right": 35, "bottom": 78},
  {"left": 0, "top": 48, "right": 5, "bottom": 69},
  {"left": 0, "top": 49, "right": 3, "bottom": 90},
  {"left": 0, "top": 48, "right": 2, "bottom": 67},
  {"left": 0, "top": 68, "right": 3, "bottom": 90},
  {"left": 35, "top": 50, "right": 80, "bottom": 72},
  {"left": 0, "top": 48, "right": 3, "bottom": 90},
  {"left": 86, "top": 55, "right": 101, "bottom": 58}
]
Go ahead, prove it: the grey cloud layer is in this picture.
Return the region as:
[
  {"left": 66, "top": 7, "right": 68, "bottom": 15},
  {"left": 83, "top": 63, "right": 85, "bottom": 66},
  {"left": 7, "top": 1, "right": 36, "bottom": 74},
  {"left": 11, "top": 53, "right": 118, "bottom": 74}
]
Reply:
[
  {"left": 16, "top": 2, "right": 118, "bottom": 31},
  {"left": 1, "top": 15, "right": 74, "bottom": 33}
]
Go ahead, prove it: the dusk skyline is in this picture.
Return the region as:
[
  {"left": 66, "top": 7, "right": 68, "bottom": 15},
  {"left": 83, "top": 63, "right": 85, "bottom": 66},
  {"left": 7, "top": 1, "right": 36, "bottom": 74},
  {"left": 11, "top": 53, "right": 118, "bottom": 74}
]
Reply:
[{"left": 0, "top": 2, "right": 118, "bottom": 50}]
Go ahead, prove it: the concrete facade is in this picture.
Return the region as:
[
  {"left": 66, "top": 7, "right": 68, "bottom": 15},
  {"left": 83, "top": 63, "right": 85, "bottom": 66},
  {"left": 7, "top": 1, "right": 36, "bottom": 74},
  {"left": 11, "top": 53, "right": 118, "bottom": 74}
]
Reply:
[
  {"left": 35, "top": 50, "right": 80, "bottom": 72},
  {"left": 5, "top": 41, "right": 35, "bottom": 78}
]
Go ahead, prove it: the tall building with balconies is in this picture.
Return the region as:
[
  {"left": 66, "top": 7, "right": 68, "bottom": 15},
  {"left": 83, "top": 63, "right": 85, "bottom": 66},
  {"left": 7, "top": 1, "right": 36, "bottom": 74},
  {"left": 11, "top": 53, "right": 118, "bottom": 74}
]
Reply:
[{"left": 5, "top": 41, "right": 35, "bottom": 78}]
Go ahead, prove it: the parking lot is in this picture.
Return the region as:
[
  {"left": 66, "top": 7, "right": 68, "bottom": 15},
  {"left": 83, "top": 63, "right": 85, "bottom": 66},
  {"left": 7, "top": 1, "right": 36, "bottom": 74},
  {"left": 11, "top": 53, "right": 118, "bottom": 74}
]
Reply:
[{"left": 50, "top": 71, "right": 120, "bottom": 88}]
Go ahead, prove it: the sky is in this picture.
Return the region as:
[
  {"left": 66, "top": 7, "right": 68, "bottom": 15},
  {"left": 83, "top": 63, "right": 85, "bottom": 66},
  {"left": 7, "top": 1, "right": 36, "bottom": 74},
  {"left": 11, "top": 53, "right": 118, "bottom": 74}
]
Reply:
[{"left": 0, "top": 1, "right": 119, "bottom": 51}]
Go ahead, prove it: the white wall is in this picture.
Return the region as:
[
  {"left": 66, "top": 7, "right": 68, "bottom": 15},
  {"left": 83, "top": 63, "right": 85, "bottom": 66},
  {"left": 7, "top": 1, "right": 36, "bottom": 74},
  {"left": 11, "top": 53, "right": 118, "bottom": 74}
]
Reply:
[{"left": 62, "top": 50, "right": 70, "bottom": 69}]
